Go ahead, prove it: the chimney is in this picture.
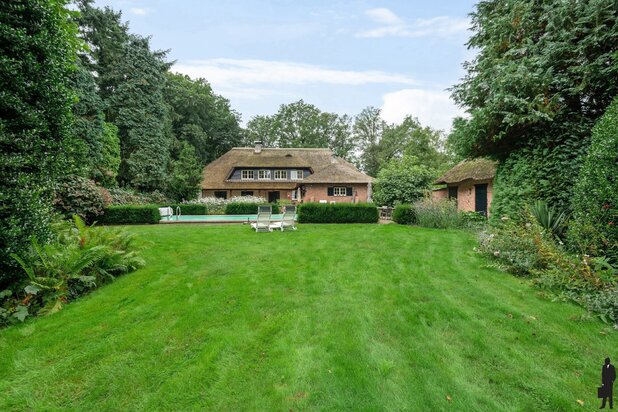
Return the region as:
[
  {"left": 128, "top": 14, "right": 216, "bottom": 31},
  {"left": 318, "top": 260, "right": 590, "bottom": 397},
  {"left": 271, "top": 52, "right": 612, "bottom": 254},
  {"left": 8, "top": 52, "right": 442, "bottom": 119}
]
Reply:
[{"left": 254, "top": 140, "right": 263, "bottom": 154}]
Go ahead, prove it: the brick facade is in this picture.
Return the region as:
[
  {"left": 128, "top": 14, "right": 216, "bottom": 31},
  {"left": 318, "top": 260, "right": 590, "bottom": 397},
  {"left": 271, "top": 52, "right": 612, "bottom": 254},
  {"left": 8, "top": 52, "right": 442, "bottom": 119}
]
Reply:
[
  {"left": 303, "top": 183, "right": 369, "bottom": 203},
  {"left": 431, "top": 179, "right": 493, "bottom": 216}
]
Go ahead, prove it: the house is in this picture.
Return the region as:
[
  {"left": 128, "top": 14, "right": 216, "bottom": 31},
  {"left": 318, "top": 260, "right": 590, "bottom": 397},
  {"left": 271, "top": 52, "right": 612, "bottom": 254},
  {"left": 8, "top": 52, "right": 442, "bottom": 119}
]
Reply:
[
  {"left": 200, "top": 141, "right": 374, "bottom": 204},
  {"left": 432, "top": 158, "right": 497, "bottom": 216}
]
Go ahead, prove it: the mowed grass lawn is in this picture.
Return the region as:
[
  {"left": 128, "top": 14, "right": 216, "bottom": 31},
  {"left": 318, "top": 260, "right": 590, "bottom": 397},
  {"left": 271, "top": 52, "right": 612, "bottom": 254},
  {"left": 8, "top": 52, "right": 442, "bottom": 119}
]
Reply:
[{"left": 0, "top": 224, "right": 616, "bottom": 411}]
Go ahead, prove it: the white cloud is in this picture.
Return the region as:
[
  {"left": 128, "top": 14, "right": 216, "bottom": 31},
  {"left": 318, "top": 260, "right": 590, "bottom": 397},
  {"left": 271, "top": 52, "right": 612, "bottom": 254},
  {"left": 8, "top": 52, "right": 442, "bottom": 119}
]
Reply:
[
  {"left": 357, "top": 8, "right": 469, "bottom": 39},
  {"left": 381, "top": 88, "right": 466, "bottom": 131},
  {"left": 365, "top": 8, "right": 403, "bottom": 26},
  {"left": 174, "top": 58, "right": 418, "bottom": 87},
  {"left": 129, "top": 7, "right": 152, "bottom": 16}
]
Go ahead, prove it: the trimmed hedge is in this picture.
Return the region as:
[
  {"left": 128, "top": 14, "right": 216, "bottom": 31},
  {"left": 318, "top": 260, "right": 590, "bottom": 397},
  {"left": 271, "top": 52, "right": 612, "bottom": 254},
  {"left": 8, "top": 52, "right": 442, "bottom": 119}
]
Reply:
[
  {"left": 224, "top": 202, "right": 280, "bottom": 215},
  {"left": 392, "top": 204, "right": 416, "bottom": 225},
  {"left": 164, "top": 204, "right": 208, "bottom": 215},
  {"left": 297, "top": 203, "right": 378, "bottom": 224},
  {"left": 98, "top": 205, "right": 160, "bottom": 225}
]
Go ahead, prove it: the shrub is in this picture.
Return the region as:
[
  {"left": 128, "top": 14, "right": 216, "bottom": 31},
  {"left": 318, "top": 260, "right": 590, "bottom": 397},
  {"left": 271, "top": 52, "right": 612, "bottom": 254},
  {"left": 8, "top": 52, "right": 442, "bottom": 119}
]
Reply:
[
  {"left": 191, "top": 196, "right": 268, "bottom": 215},
  {"left": 1, "top": 216, "right": 144, "bottom": 326},
  {"left": 392, "top": 204, "right": 416, "bottom": 225},
  {"left": 108, "top": 188, "right": 171, "bottom": 205},
  {"left": 372, "top": 156, "right": 434, "bottom": 206},
  {"left": 98, "top": 205, "right": 160, "bottom": 225},
  {"left": 413, "top": 198, "right": 461, "bottom": 229},
  {"left": 297, "top": 203, "right": 378, "bottom": 224},
  {"left": 569, "top": 97, "right": 618, "bottom": 262},
  {"left": 459, "top": 211, "right": 487, "bottom": 229},
  {"left": 224, "top": 202, "right": 280, "bottom": 215},
  {"left": 53, "top": 175, "right": 109, "bottom": 223}
]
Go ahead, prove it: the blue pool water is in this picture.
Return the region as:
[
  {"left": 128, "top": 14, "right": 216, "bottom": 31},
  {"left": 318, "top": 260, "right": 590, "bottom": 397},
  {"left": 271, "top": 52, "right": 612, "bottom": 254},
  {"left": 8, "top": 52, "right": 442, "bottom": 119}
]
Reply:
[{"left": 160, "top": 214, "right": 285, "bottom": 223}]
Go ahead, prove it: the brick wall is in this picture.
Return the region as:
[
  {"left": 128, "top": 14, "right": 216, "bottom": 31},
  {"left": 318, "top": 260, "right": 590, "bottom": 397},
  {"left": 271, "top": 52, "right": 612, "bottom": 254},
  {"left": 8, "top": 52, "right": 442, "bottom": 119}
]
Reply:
[{"left": 302, "top": 183, "right": 369, "bottom": 203}]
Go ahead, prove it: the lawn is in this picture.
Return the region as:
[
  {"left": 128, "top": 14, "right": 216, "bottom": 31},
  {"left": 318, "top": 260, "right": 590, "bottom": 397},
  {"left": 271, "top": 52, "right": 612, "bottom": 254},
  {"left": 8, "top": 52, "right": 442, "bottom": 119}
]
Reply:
[{"left": 0, "top": 224, "right": 615, "bottom": 411}]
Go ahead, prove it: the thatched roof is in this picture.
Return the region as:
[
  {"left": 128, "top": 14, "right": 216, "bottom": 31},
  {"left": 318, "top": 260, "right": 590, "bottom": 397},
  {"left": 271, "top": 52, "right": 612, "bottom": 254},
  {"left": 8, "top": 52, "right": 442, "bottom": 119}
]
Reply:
[
  {"left": 434, "top": 158, "right": 497, "bottom": 185},
  {"left": 201, "top": 147, "right": 372, "bottom": 189}
]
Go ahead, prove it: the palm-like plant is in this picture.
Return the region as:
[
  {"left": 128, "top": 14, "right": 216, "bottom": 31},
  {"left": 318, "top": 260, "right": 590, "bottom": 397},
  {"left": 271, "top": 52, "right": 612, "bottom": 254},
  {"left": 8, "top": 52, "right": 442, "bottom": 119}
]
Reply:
[{"left": 530, "top": 200, "right": 569, "bottom": 240}]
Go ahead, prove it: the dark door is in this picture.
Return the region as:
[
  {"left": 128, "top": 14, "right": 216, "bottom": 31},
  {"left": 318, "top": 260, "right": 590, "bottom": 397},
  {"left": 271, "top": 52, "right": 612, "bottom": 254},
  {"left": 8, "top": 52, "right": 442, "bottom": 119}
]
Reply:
[
  {"left": 268, "top": 191, "right": 280, "bottom": 203},
  {"left": 474, "top": 184, "right": 488, "bottom": 216}
]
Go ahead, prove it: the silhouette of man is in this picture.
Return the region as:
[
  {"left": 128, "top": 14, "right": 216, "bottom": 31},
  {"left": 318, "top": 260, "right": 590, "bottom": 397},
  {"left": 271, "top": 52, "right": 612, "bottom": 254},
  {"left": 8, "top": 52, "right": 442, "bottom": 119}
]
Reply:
[{"left": 601, "top": 357, "right": 616, "bottom": 409}]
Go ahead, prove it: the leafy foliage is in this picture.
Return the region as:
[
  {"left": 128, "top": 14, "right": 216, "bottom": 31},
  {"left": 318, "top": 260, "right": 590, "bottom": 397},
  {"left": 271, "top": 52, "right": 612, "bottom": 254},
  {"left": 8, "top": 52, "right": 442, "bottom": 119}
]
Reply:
[
  {"left": 165, "top": 73, "right": 243, "bottom": 165},
  {"left": 372, "top": 156, "right": 434, "bottom": 207},
  {"left": 569, "top": 97, "right": 618, "bottom": 262},
  {"left": 530, "top": 200, "right": 569, "bottom": 240},
  {"left": 392, "top": 204, "right": 416, "bottom": 225},
  {"left": 0, "top": 0, "right": 81, "bottom": 287},
  {"left": 297, "top": 203, "right": 378, "bottom": 224},
  {"left": 98, "top": 205, "right": 161, "bottom": 225},
  {"left": 108, "top": 188, "right": 170, "bottom": 205},
  {"left": 451, "top": 0, "right": 618, "bottom": 218},
  {"left": 224, "top": 203, "right": 280, "bottom": 215},
  {"left": 246, "top": 100, "right": 358, "bottom": 162},
  {"left": 53, "top": 176, "right": 109, "bottom": 223},
  {"left": 167, "top": 142, "right": 203, "bottom": 202},
  {"left": 1, "top": 216, "right": 144, "bottom": 325}
]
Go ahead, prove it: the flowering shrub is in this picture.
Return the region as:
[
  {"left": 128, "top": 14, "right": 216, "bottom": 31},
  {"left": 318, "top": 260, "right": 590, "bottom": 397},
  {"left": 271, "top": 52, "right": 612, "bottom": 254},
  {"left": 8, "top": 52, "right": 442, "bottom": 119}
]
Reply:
[
  {"left": 108, "top": 188, "right": 171, "bottom": 205},
  {"left": 53, "top": 175, "right": 109, "bottom": 223},
  {"left": 413, "top": 198, "right": 461, "bottom": 229},
  {"left": 190, "top": 196, "right": 268, "bottom": 215}
]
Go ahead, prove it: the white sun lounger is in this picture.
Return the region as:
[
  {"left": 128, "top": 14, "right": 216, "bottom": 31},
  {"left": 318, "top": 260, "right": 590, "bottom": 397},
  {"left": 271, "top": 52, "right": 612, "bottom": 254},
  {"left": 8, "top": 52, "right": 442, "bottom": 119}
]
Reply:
[
  {"left": 251, "top": 205, "right": 272, "bottom": 232},
  {"left": 270, "top": 205, "right": 297, "bottom": 231}
]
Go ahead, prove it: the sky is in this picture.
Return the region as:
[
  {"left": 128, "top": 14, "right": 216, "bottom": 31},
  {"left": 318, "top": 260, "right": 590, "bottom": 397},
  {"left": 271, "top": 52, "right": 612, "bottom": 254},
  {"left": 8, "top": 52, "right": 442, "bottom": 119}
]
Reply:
[{"left": 93, "top": 0, "right": 477, "bottom": 131}]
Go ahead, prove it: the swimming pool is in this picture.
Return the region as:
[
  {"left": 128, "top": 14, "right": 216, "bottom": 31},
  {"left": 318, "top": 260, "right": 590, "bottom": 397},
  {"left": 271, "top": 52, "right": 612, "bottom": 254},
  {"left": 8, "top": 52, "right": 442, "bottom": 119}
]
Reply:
[{"left": 160, "top": 214, "right": 285, "bottom": 223}]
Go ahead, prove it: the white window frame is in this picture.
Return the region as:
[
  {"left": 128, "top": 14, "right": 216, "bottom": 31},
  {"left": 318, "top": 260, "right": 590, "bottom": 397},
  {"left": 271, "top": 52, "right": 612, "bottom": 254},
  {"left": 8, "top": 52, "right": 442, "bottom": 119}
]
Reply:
[
  {"left": 258, "top": 169, "right": 271, "bottom": 180},
  {"left": 274, "top": 170, "right": 287, "bottom": 180},
  {"left": 291, "top": 190, "right": 298, "bottom": 201},
  {"left": 291, "top": 170, "right": 304, "bottom": 180},
  {"left": 241, "top": 170, "right": 254, "bottom": 180},
  {"left": 333, "top": 186, "right": 347, "bottom": 196}
]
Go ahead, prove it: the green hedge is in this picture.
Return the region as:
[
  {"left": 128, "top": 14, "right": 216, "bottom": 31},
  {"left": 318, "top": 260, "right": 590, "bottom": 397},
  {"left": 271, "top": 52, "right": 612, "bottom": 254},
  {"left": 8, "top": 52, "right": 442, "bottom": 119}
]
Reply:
[
  {"left": 163, "top": 204, "right": 208, "bottom": 215},
  {"left": 98, "top": 205, "right": 160, "bottom": 225},
  {"left": 392, "top": 204, "right": 416, "bottom": 225},
  {"left": 224, "top": 203, "right": 280, "bottom": 215},
  {"left": 297, "top": 203, "right": 378, "bottom": 223}
]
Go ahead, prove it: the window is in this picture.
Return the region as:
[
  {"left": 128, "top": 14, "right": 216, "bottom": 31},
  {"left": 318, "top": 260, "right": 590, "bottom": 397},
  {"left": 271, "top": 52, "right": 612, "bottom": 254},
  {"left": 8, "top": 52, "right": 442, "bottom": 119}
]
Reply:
[
  {"left": 258, "top": 170, "right": 271, "bottom": 180},
  {"left": 291, "top": 190, "right": 298, "bottom": 200},
  {"left": 241, "top": 170, "right": 254, "bottom": 180},
  {"left": 448, "top": 186, "right": 458, "bottom": 200},
  {"left": 274, "top": 170, "right": 287, "bottom": 180},
  {"left": 290, "top": 170, "right": 304, "bottom": 180},
  {"left": 333, "top": 187, "right": 347, "bottom": 196},
  {"left": 214, "top": 191, "right": 227, "bottom": 199},
  {"left": 241, "top": 191, "right": 254, "bottom": 196}
]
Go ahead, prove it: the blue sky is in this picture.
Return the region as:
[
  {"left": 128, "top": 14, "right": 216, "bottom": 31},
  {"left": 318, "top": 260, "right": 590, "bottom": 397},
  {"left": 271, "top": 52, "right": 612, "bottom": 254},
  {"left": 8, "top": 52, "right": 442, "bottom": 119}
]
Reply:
[{"left": 93, "top": 0, "right": 477, "bottom": 131}]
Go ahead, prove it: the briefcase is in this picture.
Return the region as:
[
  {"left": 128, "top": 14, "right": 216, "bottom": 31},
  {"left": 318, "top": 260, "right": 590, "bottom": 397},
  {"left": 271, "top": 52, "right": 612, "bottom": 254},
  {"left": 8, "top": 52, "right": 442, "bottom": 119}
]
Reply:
[{"left": 598, "top": 386, "right": 606, "bottom": 398}]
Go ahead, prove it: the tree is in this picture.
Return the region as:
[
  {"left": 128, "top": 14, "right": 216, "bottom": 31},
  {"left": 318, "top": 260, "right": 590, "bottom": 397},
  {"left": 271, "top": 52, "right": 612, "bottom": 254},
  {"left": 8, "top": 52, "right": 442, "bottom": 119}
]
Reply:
[
  {"left": 0, "top": 0, "right": 80, "bottom": 286},
  {"left": 107, "top": 35, "right": 172, "bottom": 191},
  {"left": 246, "top": 100, "right": 358, "bottom": 161},
  {"left": 354, "top": 107, "right": 386, "bottom": 174},
  {"left": 372, "top": 156, "right": 434, "bottom": 207},
  {"left": 450, "top": 0, "right": 618, "bottom": 216},
  {"left": 164, "top": 72, "right": 243, "bottom": 165},
  {"left": 97, "top": 122, "right": 121, "bottom": 187},
  {"left": 168, "top": 142, "right": 203, "bottom": 202},
  {"left": 569, "top": 97, "right": 618, "bottom": 260}
]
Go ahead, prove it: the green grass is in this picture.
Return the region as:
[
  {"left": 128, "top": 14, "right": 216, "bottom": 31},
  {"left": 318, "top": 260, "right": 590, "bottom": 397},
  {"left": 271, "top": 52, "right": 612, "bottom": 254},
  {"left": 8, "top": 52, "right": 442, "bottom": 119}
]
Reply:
[{"left": 0, "top": 224, "right": 615, "bottom": 411}]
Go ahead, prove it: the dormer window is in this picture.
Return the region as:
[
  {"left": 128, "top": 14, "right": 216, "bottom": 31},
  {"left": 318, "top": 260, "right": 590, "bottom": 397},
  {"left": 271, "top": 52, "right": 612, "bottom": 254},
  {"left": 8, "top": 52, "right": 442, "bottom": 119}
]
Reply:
[
  {"left": 274, "top": 170, "right": 287, "bottom": 180},
  {"left": 241, "top": 170, "right": 254, "bottom": 180},
  {"left": 258, "top": 170, "right": 271, "bottom": 180},
  {"left": 290, "top": 170, "right": 304, "bottom": 180}
]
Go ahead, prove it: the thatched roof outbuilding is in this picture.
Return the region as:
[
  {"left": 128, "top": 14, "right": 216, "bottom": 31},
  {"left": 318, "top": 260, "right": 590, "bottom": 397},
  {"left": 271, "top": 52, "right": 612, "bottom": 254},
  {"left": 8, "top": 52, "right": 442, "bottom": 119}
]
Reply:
[{"left": 434, "top": 158, "right": 497, "bottom": 185}]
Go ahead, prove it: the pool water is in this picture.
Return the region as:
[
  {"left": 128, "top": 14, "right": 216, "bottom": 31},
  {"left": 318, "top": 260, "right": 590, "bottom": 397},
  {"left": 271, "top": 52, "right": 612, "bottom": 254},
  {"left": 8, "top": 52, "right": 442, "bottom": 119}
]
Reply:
[{"left": 160, "top": 214, "right": 285, "bottom": 223}]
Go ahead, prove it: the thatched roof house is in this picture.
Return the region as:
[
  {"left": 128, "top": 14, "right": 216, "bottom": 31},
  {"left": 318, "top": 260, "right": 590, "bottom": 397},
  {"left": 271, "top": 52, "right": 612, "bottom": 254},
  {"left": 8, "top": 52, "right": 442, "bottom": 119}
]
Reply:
[
  {"left": 201, "top": 142, "right": 373, "bottom": 203},
  {"left": 432, "top": 158, "right": 498, "bottom": 216}
]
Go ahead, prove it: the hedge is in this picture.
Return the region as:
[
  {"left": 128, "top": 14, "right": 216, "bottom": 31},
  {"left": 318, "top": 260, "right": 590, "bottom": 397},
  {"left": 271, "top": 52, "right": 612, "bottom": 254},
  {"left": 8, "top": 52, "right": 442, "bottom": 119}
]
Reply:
[
  {"left": 163, "top": 204, "right": 208, "bottom": 215},
  {"left": 224, "top": 202, "right": 280, "bottom": 215},
  {"left": 297, "top": 203, "right": 378, "bottom": 223},
  {"left": 98, "top": 205, "right": 160, "bottom": 225},
  {"left": 392, "top": 204, "right": 416, "bottom": 225}
]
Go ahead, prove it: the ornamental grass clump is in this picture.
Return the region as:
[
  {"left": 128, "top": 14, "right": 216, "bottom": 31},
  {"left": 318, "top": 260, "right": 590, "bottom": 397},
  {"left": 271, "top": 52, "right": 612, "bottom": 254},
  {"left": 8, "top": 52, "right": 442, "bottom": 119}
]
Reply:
[{"left": 413, "top": 198, "right": 462, "bottom": 229}]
